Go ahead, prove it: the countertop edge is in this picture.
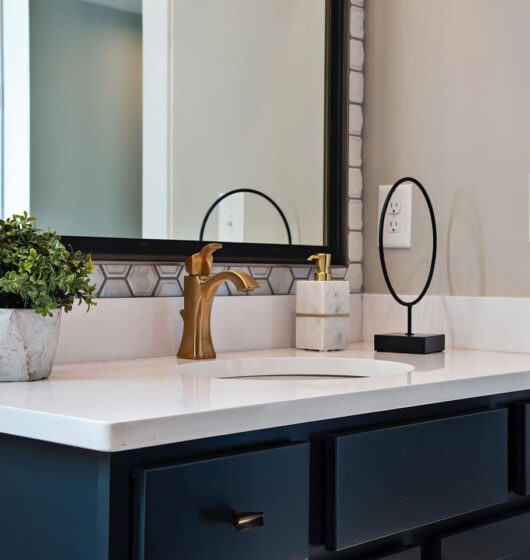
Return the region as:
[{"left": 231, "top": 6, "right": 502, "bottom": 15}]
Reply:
[{"left": 2, "top": 369, "right": 530, "bottom": 452}]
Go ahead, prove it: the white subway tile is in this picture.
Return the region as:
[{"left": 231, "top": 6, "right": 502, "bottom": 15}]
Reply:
[
  {"left": 349, "top": 199, "right": 363, "bottom": 231},
  {"left": 350, "top": 38, "right": 364, "bottom": 71},
  {"left": 346, "top": 263, "right": 363, "bottom": 293},
  {"left": 349, "top": 103, "right": 363, "bottom": 135},
  {"left": 349, "top": 71, "right": 364, "bottom": 103},
  {"left": 349, "top": 135, "right": 362, "bottom": 167},
  {"left": 350, "top": 6, "right": 364, "bottom": 39},
  {"left": 348, "top": 231, "right": 363, "bottom": 262},
  {"left": 349, "top": 167, "right": 363, "bottom": 198}
]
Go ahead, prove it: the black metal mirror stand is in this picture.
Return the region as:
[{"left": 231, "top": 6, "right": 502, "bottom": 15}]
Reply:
[
  {"left": 199, "top": 188, "right": 293, "bottom": 244},
  {"left": 374, "top": 177, "right": 445, "bottom": 354}
]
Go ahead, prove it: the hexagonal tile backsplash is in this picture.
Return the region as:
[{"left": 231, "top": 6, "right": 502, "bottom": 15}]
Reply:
[
  {"left": 93, "top": 1, "right": 363, "bottom": 299},
  {"left": 93, "top": 264, "right": 350, "bottom": 298}
]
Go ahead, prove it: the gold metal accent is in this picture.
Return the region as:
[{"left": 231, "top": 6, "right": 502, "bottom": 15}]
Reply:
[
  {"left": 177, "top": 243, "right": 259, "bottom": 360},
  {"left": 307, "top": 253, "right": 333, "bottom": 281},
  {"left": 232, "top": 512, "right": 264, "bottom": 532},
  {"left": 296, "top": 313, "right": 349, "bottom": 318}
]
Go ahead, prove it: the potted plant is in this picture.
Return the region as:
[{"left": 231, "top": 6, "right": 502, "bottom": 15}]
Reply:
[{"left": 0, "top": 213, "right": 96, "bottom": 381}]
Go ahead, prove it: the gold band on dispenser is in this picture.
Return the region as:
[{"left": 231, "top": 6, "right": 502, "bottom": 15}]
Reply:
[{"left": 296, "top": 313, "right": 350, "bottom": 318}]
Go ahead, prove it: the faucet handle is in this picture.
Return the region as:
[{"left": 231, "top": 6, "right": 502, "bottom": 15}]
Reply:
[{"left": 185, "top": 243, "right": 223, "bottom": 276}]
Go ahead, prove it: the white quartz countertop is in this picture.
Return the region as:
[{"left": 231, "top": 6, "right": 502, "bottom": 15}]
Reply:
[{"left": 2, "top": 343, "right": 530, "bottom": 452}]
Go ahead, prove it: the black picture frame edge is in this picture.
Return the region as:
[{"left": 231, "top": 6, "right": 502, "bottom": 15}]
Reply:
[{"left": 62, "top": 0, "right": 350, "bottom": 266}]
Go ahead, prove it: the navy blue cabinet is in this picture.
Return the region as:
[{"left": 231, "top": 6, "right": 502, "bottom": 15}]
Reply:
[
  {"left": 435, "top": 511, "right": 530, "bottom": 559},
  {"left": 515, "top": 402, "right": 530, "bottom": 495},
  {"left": 134, "top": 442, "right": 309, "bottom": 560},
  {"left": 3, "top": 392, "right": 530, "bottom": 559},
  {"left": 325, "top": 410, "right": 508, "bottom": 550},
  {"left": 371, "top": 547, "right": 421, "bottom": 560}
]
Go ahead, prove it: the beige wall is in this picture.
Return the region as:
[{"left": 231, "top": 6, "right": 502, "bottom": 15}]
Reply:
[
  {"left": 170, "top": 0, "right": 325, "bottom": 245},
  {"left": 363, "top": 0, "right": 530, "bottom": 297}
]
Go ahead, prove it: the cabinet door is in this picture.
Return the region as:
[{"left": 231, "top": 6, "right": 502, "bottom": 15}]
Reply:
[
  {"left": 436, "top": 511, "right": 530, "bottom": 559},
  {"left": 325, "top": 409, "right": 508, "bottom": 550},
  {"left": 134, "top": 442, "right": 309, "bottom": 560}
]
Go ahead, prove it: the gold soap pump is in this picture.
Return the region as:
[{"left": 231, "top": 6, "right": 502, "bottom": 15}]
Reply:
[
  {"left": 295, "top": 252, "right": 350, "bottom": 351},
  {"left": 307, "top": 253, "right": 333, "bottom": 281}
]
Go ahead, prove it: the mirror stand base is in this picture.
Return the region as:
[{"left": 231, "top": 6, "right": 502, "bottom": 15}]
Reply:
[{"left": 374, "top": 333, "right": 445, "bottom": 354}]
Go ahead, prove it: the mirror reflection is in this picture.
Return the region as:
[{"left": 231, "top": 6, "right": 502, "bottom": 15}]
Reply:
[{"left": 2, "top": 0, "right": 327, "bottom": 246}]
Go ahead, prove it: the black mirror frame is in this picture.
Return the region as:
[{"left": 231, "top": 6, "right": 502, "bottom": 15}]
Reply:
[{"left": 62, "top": 0, "right": 349, "bottom": 265}]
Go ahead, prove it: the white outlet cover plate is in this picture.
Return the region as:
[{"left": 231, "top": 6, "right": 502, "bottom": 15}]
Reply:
[
  {"left": 378, "top": 183, "right": 412, "bottom": 248},
  {"left": 218, "top": 191, "right": 245, "bottom": 242}
]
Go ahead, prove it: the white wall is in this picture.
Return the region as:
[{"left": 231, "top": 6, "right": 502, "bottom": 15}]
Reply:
[
  {"left": 2, "top": 0, "right": 30, "bottom": 217},
  {"left": 363, "top": 0, "right": 530, "bottom": 297},
  {"left": 142, "top": 0, "right": 170, "bottom": 239}
]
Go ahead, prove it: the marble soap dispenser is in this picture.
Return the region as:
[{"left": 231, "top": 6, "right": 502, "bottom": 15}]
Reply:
[{"left": 295, "top": 253, "right": 349, "bottom": 351}]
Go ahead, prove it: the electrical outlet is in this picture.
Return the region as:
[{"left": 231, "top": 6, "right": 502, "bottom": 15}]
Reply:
[
  {"left": 388, "top": 200, "right": 401, "bottom": 215},
  {"left": 388, "top": 218, "right": 399, "bottom": 233},
  {"left": 218, "top": 191, "right": 245, "bottom": 242},
  {"left": 378, "top": 183, "right": 412, "bottom": 248}
]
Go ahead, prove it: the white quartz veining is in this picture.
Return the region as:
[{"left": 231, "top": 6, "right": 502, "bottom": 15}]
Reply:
[{"left": 2, "top": 343, "right": 530, "bottom": 452}]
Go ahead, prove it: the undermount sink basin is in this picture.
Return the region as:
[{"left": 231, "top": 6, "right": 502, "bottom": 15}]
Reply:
[{"left": 177, "top": 357, "right": 414, "bottom": 380}]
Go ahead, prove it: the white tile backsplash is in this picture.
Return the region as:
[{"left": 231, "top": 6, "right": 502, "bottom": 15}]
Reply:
[
  {"left": 349, "top": 167, "right": 363, "bottom": 198},
  {"left": 349, "top": 38, "right": 364, "bottom": 71},
  {"left": 362, "top": 294, "right": 530, "bottom": 353},
  {"left": 349, "top": 199, "right": 363, "bottom": 231},
  {"left": 350, "top": 5, "right": 365, "bottom": 39},
  {"left": 349, "top": 135, "right": 363, "bottom": 167},
  {"left": 346, "top": 263, "right": 363, "bottom": 293},
  {"left": 349, "top": 103, "right": 363, "bottom": 135},
  {"left": 348, "top": 231, "right": 363, "bottom": 262},
  {"left": 349, "top": 70, "right": 364, "bottom": 103},
  {"left": 56, "top": 294, "right": 363, "bottom": 363}
]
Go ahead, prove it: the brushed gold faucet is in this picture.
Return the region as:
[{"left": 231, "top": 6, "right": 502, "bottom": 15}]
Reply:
[{"left": 177, "top": 243, "right": 259, "bottom": 360}]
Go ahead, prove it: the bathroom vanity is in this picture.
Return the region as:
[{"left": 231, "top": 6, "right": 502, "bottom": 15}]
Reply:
[{"left": 2, "top": 345, "right": 530, "bottom": 559}]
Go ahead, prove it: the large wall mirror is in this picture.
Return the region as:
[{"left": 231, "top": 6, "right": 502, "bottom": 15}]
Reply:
[{"left": 1, "top": 0, "right": 349, "bottom": 263}]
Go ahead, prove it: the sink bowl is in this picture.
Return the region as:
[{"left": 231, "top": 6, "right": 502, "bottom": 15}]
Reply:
[{"left": 177, "top": 357, "right": 414, "bottom": 380}]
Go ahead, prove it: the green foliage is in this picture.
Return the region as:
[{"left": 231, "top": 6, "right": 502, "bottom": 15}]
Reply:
[{"left": 0, "top": 213, "right": 97, "bottom": 316}]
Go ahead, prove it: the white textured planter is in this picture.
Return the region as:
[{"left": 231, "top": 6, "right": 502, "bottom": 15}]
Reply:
[{"left": 0, "top": 309, "right": 62, "bottom": 382}]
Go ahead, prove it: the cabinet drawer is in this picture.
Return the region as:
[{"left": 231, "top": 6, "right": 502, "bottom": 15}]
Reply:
[
  {"left": 435, "top": 511, "right": 530, "bottom": 559},
  {"left": 133, "top": 442, "right": 309, "bottom": 560},
  {"left": 325, "top": 410, "right": 508, "bottom": 550}
]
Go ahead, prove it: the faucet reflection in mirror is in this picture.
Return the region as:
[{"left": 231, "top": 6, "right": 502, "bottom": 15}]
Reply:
[{"left": 177, "top": 243, "right": 259, "bottom": 360}]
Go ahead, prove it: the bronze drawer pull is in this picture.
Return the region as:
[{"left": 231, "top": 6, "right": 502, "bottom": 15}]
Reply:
[{"left": 232, "top": 511, "right": 264, "bottom": 532}]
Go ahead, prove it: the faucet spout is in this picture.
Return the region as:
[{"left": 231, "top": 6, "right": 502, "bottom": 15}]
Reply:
[
  {"left": 202, "top": 270, "right": 259, "bottom": 298},
  {"left": 177, "top": 244, "right": 259, "bottom": 360}
]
